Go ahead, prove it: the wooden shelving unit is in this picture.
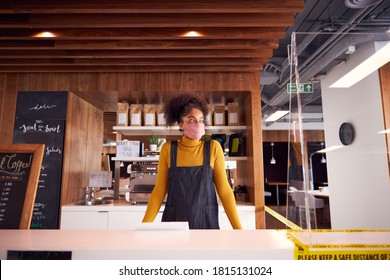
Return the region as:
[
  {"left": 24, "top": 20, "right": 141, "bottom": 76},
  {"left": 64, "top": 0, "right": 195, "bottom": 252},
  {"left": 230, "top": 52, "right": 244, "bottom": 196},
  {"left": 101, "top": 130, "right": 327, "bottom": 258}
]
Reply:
[
  {"left": 112, "top": 125, "right": 247, "bottom": 161},
  {"left": 112, "top": 125, "right": 248, "bottom": 198}
]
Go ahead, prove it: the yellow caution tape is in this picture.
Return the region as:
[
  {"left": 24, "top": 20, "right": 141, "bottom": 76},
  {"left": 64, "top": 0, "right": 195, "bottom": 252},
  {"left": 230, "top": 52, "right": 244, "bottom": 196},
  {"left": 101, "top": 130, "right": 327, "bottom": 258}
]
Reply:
[
  {"left": 294, "top": 247, "right": 390, "bottom": 260},
  {"left": 286, "top": 229, "right": 390, "bottom": 260},
  {"left": 264, "top": 205, "right": 302, "bottom": 230}
]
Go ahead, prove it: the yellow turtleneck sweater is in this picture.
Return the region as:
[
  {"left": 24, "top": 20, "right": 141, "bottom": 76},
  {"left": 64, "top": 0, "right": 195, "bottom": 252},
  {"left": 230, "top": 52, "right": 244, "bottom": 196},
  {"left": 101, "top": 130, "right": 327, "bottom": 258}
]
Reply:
[{"left": 142, "top": 136, "right": 242, "bottom": 229}]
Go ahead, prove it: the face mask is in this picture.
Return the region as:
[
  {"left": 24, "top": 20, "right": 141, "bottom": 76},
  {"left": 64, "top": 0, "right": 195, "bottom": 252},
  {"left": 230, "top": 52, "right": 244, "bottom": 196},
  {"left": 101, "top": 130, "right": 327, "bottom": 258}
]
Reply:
[{"left": 181, "top": 123, "right": 205, "bottom": 140}]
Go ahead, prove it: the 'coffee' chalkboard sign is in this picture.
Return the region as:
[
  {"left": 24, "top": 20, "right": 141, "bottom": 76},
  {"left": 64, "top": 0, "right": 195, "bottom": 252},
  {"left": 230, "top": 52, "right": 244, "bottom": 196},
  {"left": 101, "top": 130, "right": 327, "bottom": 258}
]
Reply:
[{"left": 0, "top": 144, "right": 44, "bottom": 229}]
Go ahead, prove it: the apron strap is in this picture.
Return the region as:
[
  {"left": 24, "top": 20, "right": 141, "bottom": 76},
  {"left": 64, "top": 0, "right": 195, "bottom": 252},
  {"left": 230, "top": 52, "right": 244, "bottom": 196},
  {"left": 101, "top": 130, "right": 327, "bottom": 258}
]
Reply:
[
  {"left": 203, "top": 140, "right": 210, "bottom": 165},
  {"left": 170, "top": 141, "right": 178, "bottom": 167}
]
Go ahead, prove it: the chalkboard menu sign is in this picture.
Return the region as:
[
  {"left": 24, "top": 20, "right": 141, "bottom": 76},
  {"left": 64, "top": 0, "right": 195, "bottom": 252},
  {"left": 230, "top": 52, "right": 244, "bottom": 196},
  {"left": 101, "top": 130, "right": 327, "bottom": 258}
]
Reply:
[
  {"left": 0, "top": 144, "right": 44, "bottom": 229},
  {"left": 13, "top": 91, "right": 68, "bottom": 229},
  {"left": 15, "top": 91, "right": 67, "bottom": 120}
]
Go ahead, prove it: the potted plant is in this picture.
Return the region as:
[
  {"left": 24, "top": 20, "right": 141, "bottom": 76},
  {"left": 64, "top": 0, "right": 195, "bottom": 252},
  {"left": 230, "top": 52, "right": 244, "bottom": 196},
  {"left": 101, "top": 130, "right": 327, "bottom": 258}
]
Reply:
[{"left": 148, "top": 135, "right": 163, "bottom": 152}]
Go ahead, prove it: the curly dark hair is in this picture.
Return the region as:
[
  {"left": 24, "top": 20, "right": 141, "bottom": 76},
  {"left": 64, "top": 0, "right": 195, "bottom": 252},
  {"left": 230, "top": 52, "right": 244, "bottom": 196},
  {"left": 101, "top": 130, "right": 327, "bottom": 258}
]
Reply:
[{"left": 164, "top": 93, "right": 209, "bottom": 126}]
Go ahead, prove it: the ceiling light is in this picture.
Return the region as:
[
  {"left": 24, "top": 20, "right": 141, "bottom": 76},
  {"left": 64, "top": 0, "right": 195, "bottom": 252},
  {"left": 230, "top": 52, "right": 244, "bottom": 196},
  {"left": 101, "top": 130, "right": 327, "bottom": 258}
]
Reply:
[
  {"left": 345, "top": 46, "right": 356, "bottom": 55},
  {"left": 265, "top": 110, "right": 289, "bottom": 122},
  {"left": 378, "top": 129, "right": 390, "bottom": 134},
  {"left": 181, "top": 31, "right": 203, "bottom": 37},
  {"left": 330, "top": 41, "right": 390, "bottom": 88},
  {"left": 319, "top": 143, "right": 326, "bottom": 163},
  {"left": 270, "top": 142, "right": 276, "bottom": 164},
  {"left": 33, "top": 31, "right": 57, "bottom": 38}
]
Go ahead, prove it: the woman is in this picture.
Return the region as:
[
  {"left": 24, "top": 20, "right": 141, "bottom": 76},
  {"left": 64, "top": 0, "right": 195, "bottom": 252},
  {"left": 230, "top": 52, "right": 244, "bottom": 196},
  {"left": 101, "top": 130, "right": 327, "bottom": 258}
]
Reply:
[{"left": 142, "top": 93, "right": 242, "bottom": 229}]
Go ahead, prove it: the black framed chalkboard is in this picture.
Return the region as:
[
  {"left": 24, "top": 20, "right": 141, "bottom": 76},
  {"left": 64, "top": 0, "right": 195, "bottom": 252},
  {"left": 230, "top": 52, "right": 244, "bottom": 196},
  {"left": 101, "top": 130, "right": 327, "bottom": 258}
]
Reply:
[
  {"left": 13, "top": 91, "right": 68, "bottom": 229},
  {"left": 0, "top": 144, "right": 44, "bottom": 229},
  {"left": 13, "top": 119, "right": 65, "bottom": 229}
]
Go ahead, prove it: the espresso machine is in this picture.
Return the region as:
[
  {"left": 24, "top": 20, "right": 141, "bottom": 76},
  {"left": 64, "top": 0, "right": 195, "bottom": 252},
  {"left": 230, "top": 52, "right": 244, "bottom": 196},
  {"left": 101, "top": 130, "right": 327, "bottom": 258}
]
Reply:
[{"left": 127, "top": 163, "right": 159, "bottom": 204}]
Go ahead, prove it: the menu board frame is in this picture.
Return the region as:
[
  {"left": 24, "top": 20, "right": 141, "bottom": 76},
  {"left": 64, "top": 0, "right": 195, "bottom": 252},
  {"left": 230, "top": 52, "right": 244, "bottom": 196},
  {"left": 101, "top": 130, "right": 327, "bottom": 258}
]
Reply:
[{"left": 0, "top": 144, "right": 44, "bottom": 229}]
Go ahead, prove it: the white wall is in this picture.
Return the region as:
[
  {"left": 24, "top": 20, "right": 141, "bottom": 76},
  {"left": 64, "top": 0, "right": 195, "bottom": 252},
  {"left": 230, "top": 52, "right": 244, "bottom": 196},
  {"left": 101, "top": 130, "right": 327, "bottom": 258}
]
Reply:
[{"left": 321, "top": 47, "right": 390, "bottom": 229}]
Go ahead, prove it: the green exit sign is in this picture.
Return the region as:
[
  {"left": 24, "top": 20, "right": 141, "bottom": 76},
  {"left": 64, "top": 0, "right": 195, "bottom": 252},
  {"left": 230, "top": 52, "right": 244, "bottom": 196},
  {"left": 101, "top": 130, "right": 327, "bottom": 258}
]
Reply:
[{"left": 287, "top": 83, "right": 313, "bottom": 93}]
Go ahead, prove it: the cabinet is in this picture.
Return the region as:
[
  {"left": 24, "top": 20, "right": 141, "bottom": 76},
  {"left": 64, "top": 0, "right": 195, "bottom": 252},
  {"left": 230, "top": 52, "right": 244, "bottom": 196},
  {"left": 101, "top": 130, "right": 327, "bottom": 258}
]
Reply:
[
  {"left": 61, "top": 211, "right": 109, "bottom": 230},
  {"left": 60, "top": 211, "right": 165, "bottom": 230},
  {"left": 60, "top": 203, "right": 255, "bottom": 230},
  {"left": 60, "top": 203, "right": 165, "bottom": 230}
]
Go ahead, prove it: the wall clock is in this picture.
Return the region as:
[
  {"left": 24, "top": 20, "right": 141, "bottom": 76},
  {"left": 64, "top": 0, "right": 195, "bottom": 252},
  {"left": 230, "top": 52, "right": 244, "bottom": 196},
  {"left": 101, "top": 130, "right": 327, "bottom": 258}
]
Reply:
[{"left": 339, "top": 122, "right": 355, "bottom": 145}]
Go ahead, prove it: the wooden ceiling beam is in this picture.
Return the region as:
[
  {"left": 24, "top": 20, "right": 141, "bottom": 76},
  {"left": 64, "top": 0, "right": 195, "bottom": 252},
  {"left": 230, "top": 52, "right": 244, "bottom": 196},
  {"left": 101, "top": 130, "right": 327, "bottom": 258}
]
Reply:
[
  {"left": 0, "top": 39, "right": 279, "bottom": 50},
  {"left": 0, "top": 65, "right": 263, "bottom": 73},
  {"left": 0, "top": 1, "right": 304, "bottom": 74},
  {"left": 0, "top": 49, "right": 272, "bottom": 58},
  {"left": 0, "top": 13, "right": 294, "bottom": 28},
  {"left": 1, "top": 0, "right": 304, "bottom": 14},
  {"left": 0, "top": 58, "right": 266, "bottom": 66},
  {"left": 0, "top": 27, "right": 287, "bottom": 40}
]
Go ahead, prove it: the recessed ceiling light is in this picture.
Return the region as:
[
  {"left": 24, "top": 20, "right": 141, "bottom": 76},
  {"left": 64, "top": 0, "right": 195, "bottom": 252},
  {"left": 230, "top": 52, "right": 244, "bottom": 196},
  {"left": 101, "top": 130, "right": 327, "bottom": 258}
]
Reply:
[
  {"left": 181, "top": 31, "right": 203, "bottom": 37},
  {"left": 33, "top": 31, "right": 57, "bottom": 38},
  {"left": 265, "top": 110, "right": 289, "bottom": 122}
]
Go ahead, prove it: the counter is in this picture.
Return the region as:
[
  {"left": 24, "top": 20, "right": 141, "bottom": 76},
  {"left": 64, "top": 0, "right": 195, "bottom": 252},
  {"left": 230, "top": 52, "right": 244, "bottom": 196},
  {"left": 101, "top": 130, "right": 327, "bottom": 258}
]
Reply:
[
  {"left": 0, "top": 229, "right": 294, "bottom": 260},
  {"left": 1, "top": 228, "right": 388, "bottom": 260}
]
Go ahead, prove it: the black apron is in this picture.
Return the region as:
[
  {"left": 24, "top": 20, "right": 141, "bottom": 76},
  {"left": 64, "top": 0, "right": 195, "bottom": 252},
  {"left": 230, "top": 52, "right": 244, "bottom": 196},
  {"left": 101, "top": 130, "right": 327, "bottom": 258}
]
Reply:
[{"left": 161, "top": 140, "right": 220, "bottom": 229}]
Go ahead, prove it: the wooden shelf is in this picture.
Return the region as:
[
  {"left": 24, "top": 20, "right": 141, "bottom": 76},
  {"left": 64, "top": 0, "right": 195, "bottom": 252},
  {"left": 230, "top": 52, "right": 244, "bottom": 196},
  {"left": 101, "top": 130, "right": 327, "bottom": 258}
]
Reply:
[
  {"left": 113, "top": 125, "right": 246, "bottom": 136},
  {"left": 112, "top": 157, "right": 159, "bottom": 162},
  {"left": 113, "top": 125, "right": 248, "bottom": 161},
  {"left": 225, "top": 156, "right": 247, "bottom": 161}
]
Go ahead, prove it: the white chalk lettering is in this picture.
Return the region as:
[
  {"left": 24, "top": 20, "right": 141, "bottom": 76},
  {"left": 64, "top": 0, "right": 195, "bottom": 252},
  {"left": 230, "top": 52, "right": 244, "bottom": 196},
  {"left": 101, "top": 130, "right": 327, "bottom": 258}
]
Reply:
[{"left": 29, "top": 104, "right": 57, "bottom": 111}]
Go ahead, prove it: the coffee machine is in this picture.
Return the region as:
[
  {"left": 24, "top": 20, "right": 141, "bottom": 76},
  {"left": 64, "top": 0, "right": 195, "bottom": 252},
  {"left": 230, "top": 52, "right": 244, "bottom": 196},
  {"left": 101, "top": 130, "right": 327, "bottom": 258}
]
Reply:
[{"left": 127, "top": 163, "right": 159, "bottom": 204}]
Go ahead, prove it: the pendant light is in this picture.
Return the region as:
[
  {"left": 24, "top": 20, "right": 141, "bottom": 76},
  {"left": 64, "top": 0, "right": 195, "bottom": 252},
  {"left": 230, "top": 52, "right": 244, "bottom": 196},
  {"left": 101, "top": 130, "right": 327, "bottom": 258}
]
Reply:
[
  {"left": 270, "top": 142, "right": 276, "bottom": 164},
  {"left": 320, "top": 142, "right": 326, "bottom": 163}
]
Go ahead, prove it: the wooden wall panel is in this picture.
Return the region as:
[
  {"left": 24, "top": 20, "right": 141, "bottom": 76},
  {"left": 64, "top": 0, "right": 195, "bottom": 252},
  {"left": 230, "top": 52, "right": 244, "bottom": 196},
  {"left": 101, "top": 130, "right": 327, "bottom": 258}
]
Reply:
[
  {"left": 61, "top": 92, "right": 103, "bottom": 205},
  {"left": 244, "top": 79, "right": 265, "bottom": 229},
  {"left": 0, "top": 74, "right": 18, "bottom": 144},
  {"left": 0, "top": 74, "right": 5, "bottom": 142},
  {"left": 263, "top": 130, "right": 324, "bottom": 142},
  {"left": 86, "top": 104, "right": 105, "bottom": 174},
  {"left": 262, "top": 130, "right": 290, "bottom": 142},
  {"left": 61, "top": 92, "right": 89, "bottom": 205}
]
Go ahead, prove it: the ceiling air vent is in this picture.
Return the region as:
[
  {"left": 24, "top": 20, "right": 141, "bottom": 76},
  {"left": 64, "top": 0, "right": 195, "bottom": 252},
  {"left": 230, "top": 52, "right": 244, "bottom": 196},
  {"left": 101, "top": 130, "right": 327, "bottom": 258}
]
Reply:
[{"left": 345, "top": 0, "right": 383, "bottom": 8}]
